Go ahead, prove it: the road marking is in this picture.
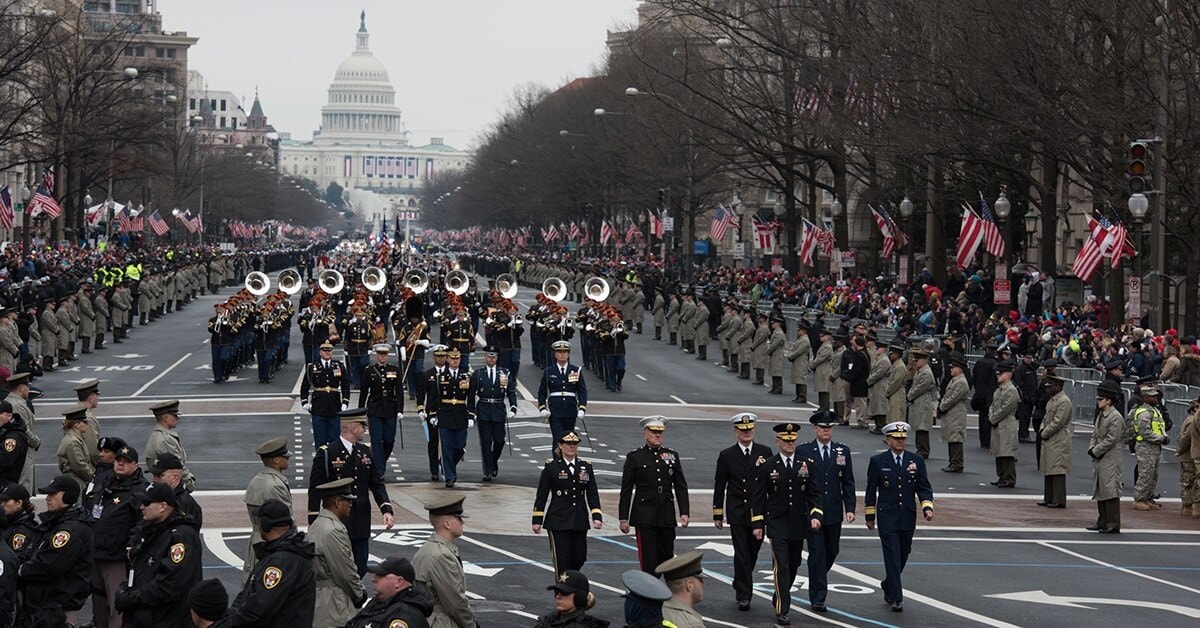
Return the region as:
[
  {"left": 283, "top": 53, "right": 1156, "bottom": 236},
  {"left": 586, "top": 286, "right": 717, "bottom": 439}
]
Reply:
[
  {"left": 635, "top": 374, "right": 647, "bottom": 381},
  {"left": 38, "top": 395, "right": 298, "bottom": 404},
  {"left": 130, "top": 352, "right": 192, "bottom": 397},
  {"left": 514, "top": 378, "right": 535, "bottom": 402},
  {"left": 291, "top": 369, "right": 305, "bottom": 396},
  {"left": 985, "top": 590, "right": 1200, "bottom": 618},
  {"left": 35, "top": 411, "right": 298, "bottom": 422},
  {"left": 201, "top": 528, "right": 246, "bottom": 569},
  {"left": 1038, "top": 541, "right": 1200, "bottom": 595},
  {"left": 670, "top": 395, "right": 687, "bottom": 405}
]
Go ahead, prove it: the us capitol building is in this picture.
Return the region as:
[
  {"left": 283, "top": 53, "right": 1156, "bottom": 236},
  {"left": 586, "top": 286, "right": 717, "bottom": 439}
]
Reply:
[{"left": 280, "top": 12, "right": 470, "bottom": 226}]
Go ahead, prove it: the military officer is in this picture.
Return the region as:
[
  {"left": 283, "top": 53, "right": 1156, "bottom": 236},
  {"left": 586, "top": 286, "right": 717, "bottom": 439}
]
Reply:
[
  {"left": 750, "top": 422, "right": 822, "bottom": 625},
  {"left": 990, "top": 359, "right": 1020, "bottom": 488},
  {"left": 785, "top": 319, "right": 812, "bottom": 404},
  {"left": 300, "top": 341, "right": 352, "bottom": 447},
  {"left": 532, "top": 430, "right": 603, "bottom": 575},
  {"left": 428, "top": 349, "right": 474, "bottom": 488},
  {"left": 537, "top": 340, "right": 588, "bottom": 445},
  {"left": 145, "top": 399, "right": 196, "bottom": 492},
  {"left": 472, "top": 345, "right": 517, "bottom": 481},
  {"left": 1038, "top": 373, "right": 1073, "bottom": 508},
  {"left": 115, "top": 482, "right": 203, "bottom": 628},
  {"left": 866, "top": 334, "right": 891, "bottom": 431},
  {"left": 359, "top": 343, "right": 404, "bottom": 472},
  {"left": 618, "top": 416, "right": 690, "bottom": 574},
  {"left": 309, "top": 477, "right": 367, "bottom": 628},
  {"left": 795, "top": 411, "right": 856, "bottom": 613},
  {"left": 416, "top": 345, "right": 450, "bottom": 481},
  {"left": 243, "top": 437, "right": 292, "bottom": 579},
  {"left": 885, "top": 344, "right": 908, "bottom": 433},
  {"left": 413, "top": 494, "right": 475, "bottom": 628},
  {"left": 225, "top": 499, "right": 317, "bottom": 627},
  {"left": 938, "top": 353, "right": 970, "bottom": 472},
  {"left": 307, "top": 408, "right": 396, "bottom": 576},
  {"left": 657, "top": 550, "right": 707, "bottom": 628},
  {"left": 73, "top": 378, "right": 102, "bottom": 467},
  {"left": 864, "top": 422, "right": 934, "bottom": 612},
  {"left": 907, "top": 348, "right": 937, "bottom": 458},
  {"left": 735, "top": 306, "right": 755, "bottom": 378},
  {"left": 342, "top": 305, "right": 373, "bottom": 387},
  {"left": 1088, "top": 381, "right": 1125, "bottom": 533},
  {"left": 811, "top": 328, "right": 834, "bottom": 409},
  {"left": 712, "top": 413, "right": 772, "bottom": 611},
  {"left": 56, "top": 406, "right": 92, "bottom": 491}
]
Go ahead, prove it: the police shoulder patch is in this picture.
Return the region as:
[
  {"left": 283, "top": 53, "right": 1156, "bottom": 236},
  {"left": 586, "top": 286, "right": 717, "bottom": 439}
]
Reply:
[
  {"left": 51, "top": 530, "right": 70, "bottom": 548},
  {"left": 11, "top": 533, "right": 25, "bottom": 549},
  {"left": 389, "top": 620, "right": 409, "bottom": 628},
  {"left": 2, "top": 438, "right": 16, "bottom": 452},
  {"left": 170, "top": 542, "right": 186, "bottom": 563},
  {"left": 263, "top": 566, "right": 283, "bottom": 589}
]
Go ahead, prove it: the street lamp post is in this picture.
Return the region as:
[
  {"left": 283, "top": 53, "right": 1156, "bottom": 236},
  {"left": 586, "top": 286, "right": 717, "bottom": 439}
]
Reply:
[
  {"left": 83, "top": 193, "right": 92, "bottom": 244},
  {"left": 993, "top": 188, "right": 1011, "bottom": 262},
  {"left": 772, "top": 197, "right": 785, "bottom": 271},
  {"left": 830, "top": 195, "right": 843, "bottom": 279},
  {"left": 1023, "top": 208, "right": 1039, "bottom": 263},
  {"left": 899, "top": 195, "right": 915, "bottom": 283},
  {"left": 1129, "top": 192, "right": 1150, "bottom": 321}
]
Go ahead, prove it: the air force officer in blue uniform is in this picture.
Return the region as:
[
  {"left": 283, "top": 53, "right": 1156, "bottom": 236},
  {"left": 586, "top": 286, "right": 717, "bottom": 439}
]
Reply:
[
  {"left": 471, "top": 345, "right": 517, "bottom": 481},
  {"left": 796, "top": 410, "right": 856, "bottom": 613}
]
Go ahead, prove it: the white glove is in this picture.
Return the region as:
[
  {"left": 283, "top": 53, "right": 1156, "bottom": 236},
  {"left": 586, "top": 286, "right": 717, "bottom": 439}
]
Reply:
[
  {"left": 398, "top": 412, "right": 404, "bottom": 421},
  {"left": 468, "top": 419, "right": 475, "bottom": 428},
  {"left": 507, "top": 408, "right": 516, "bottom": 419},
  {"left": 577, "top": 410, "right": 586, "bottom": 420},
  {"left": 302, "top": 403, "right": 311, "bottom": 412},
  {"left": 341, "top": 403, "right": 349, "bottom": 411},
  {"left": 418, "top": 411, "right": 427, "bottom": 420},
  {"left": 417, "top": 339, "right": 430, "bottom": 347},
  {"left": 539, "top": 409, "right": 551, "bottom": 419},
  {"left": 429, "top": 417, "right": 438, "bottom": 427}
]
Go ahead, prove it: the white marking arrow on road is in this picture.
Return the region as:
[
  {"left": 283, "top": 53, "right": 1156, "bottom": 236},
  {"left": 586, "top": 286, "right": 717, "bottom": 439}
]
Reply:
[
  {"left": 111, "top": 353, "right": 147, "bottom": 359},
  {"left": 694, "top": 541, "right": 736, "bottom": 557},
  {"left": 463, "top": 561, "right": 503, "bottom": 577},
  {"left": 64, "top": 378, "right": 107, "bottom": 384},
  {"left": 986, "top": 590, "right": 1200, "bottom": 618}
]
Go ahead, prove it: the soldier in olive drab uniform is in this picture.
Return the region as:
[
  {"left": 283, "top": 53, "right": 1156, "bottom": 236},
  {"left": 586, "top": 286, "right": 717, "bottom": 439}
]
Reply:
[
  {"left": 55, "top": 295, "right": 75, "bottom": 364},
  {"left": 885, "top": 344, "right": 908, "bottom": 431},
  {"left": 5, "top": 373, "right": 39, "bottom": 493},
  {"left": 532, "top": 431, "right": 603, "bottom": 575},
  {"left": 144, "top": 399, "right": 196, "bottom": 492},
  {"left": 74, "top": 378, "right": 102, "bottom": 468},
  {"left": 309, "top": 478, "right": 366, "bottom": 628},
  {"left": 243, "top": 437, "right": 292, "bottom": 580},
  {"left": 413, "top": 494, "right": 475, "bottom": 628},
  {"left": 78, "top": 283, "right": 95, "bottom": 353},
  {"left": 56, "top": 407, "right": 93, "bottom": 491},
  {"left": 716, "top": 303, "right": 737, "bottom": 366},
  {"left": 989, "top": 359, "right": 1020, "bottom": 488},
  {"left": 226, "top": 499, "right": 316, "bottom": 627},
  {"left": 114, "top": 483, "right": 203, "bottom": 628},
  {"left": 735, "top": 306, "right": 755, "bottom": 378},
  {"left": 359, "top": 344, "right": 404, "bottom": 472},
  {"left": 786, "top": 319, "right": 812, "bottom": 403},
  {"left": 811, "top": 329, "right": 834, "bottom": 410},
  {"left": 938, "top": 354, "right": 970, "bottom": 472},
  {"left": 93, "top": 286, "right": 110, "bottom": 349},
  {"left": 906, "top": 349, "right": 937, "bottom": 458},
  {"left": 1038, "top": 374, "right": 1072, "bottom": 508},
  {"left": 308, "top": 409, "right": 395, "bottom": 576},
  {"left": 665, "top": 292, "right": 681, "bottom": 345},
  {"left": 652, "top": 287, "right": 666, "bottom": 340},
  {"left": 618, "top": 416, "right": 690, "bottom": 574},
  {"left": 829, "top": 334, "right": 847, "bottom": 422},
  {"left": 300, "top": 341, "right": 352, "bottom": 447},
  {"left": 39, "top": 299, "right": 58, "bottom": 369},
  {"left": 1131, "top": 387, "right": 1169, "bottom": 510},
  {"left": 1088, "top": 381, "right": 1125, "bottom": 533},
  {"left": 416, "top": 345, "right": 449, "bottom": 481},
  {"left": 750, "top": 422, "right": 822, "bottom": 626},
  {"left": 691, "top": 295, "right": 710, "bottom": 360},
  {"left": 750, "top": 312, "right": 770, "bottom": 385},
  {"left": 712, "top": 413, "right": 772, "bottom": 611},
  {"left": 766, "top": 315, "right": 786, "bottom": 394}
]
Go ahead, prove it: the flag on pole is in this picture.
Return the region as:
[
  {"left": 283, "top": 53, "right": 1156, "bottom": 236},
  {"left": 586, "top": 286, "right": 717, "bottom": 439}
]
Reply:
[
  {"left": 1103, "top": 213, "right": 1136, "bottom": 269},
  {"left": 956, "top": 205, "right": 986, "bottom": 268},
  {"left": 1072, "top": 214, "right": 1125, "bottom": 282},
  {"left": 751, "top": 214, "right": 775, "bottom": 249},
  {"left": 131, "top": 210, "right": 144, "bottom": 233},
  {"left": 816, "top": 224, "right": 835, "bottom": 257},
  {"left": 0, "top": 186, "right": 12, "bottom": 230},
  {"left": 624, "top": 217, "right": 640, "bottom": 243},
  {"left": 979, "top": 193, "right": 1005, "bottom": 258},
  {"left": 649, "top": 209, "right": 664, "bottom": 239},
  {"left": 148, "top": 210, "right": 169, "bottom": 235},
  {"left": 545, "top": 224, "right": 560, "bottom": 242},
  {"left": 708, "top": 204, "right": 736, "bottom": 242},
  {"left": 799, "top": 219, "right": 819, "bottom": 265},
  {"left": 28, "top": 166, "right": 61, "bottom": 218},
  {"left": 870, "top": 205, "right": 908, "bottom": 258},
  {"left": 568, "top": 221, "right": 581, "bottom": 240},
  {"left": 599, "top": 220, "right": 615, "bottom": 246}
]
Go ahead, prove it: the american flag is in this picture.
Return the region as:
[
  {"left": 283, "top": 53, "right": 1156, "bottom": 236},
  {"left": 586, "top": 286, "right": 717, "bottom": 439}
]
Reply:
[
  {"left": 131, "top": 211, "right": 144, "bottom": 233},
  {"left": 625, "top": 217, "right": 640, "bottom": 243},
  {"left": 816, "top": 224, "right": 835, "bottom": 257},
  {"left": 118, "top": 207, "right": 132, "bottom": 232},
  {"left": 979, "top": 194, "right": 1005, "bottom": 258},
  {"left": 1104, "top": 213, "right": 1136, "bottom": 269},
  {"left": 148, "top": 210, "right": 170, "bottom": 236},
  {"left": 708, "top": 204, "right": 736, "bottom": 242},
  {"left": 545, "top": 224, "right": 560, "bottom": 242},
  {"left": 799, "top": 219, "right": 819, "bottom": 264},
  {"left": 0, "top": 186, "right": 12, "bottom": 230},
  {"left": 568, "top": 221, "right": 581, "bottom": 240},
  {"left": 599, "top": 220, "right": 615, "bottom": 246},
  {"left": 956, "top": 206, "right": 986, "bottom": 268},
  {"left": 649, "top": 209, "right": 664, "bottom": 239},
  {"left": 1073, "top": 213, "right": 1126, "bottom": 282},
  {"left": 751, "top": 214, "right": 775, "bottom": 250},
  {"left": 870, "top": 205, "right": 908, "bottom": 258},
  {"left": 28, "top": 166, "right": 61, "bottom": 219}
]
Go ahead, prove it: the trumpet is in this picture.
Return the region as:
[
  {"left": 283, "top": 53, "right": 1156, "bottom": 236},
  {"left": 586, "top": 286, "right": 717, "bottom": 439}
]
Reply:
[{"left": 614, "top": 322, "right": 625, "bottom": 335}]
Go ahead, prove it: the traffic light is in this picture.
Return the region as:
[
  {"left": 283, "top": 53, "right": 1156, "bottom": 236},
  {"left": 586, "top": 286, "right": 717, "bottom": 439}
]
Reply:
[
  {"left": 1128, "top": 141, "right": 1153, "bottom": 193},
  {"left": 656, "top": 188, "right": 666, "bottom": 208}
]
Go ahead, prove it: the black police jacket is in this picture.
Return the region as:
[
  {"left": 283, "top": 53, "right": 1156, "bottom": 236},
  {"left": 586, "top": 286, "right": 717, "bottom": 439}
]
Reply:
[
  {"left": 2, "top": 509, "right": 38, "bottom": 562},
  {"left": 227, "top": 529, "right": 316, "bottom": 628},
  {"left": 122, "top": 511, "right": 203, "bottom": 628},
  {"left": 18, "top": 504, "right": 94, "bottom": 612},
  {"left": 344, "top": 583, "right": 435, "bottom": 628},
  {"left": 0, "top": 421, "right": 29, "bottom": 485},
  {"left": 534, "top": 609, "right": 611, "bottom": 628},
  {"left": 91, "top": 468, "right": 148, "bottom": 560}
]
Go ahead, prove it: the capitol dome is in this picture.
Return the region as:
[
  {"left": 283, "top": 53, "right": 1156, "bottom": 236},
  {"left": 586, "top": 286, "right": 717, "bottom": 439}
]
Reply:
[{"left": 316, "top": 11, "right": 408, "bottom": 146}]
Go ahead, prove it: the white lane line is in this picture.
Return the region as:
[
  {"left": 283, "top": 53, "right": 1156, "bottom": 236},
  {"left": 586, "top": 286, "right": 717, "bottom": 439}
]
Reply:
[
  {"left": 201, "top": 529, "right": 246, "bottom": 569},
  {"left": 514, "top": 378, "right": 536, "bottom": 402},
  {"left": 670, "top": 395, "right": 687, "bottom": 405},
  {"left": 700, "top": 566, "right": 857, "bottom": 628},
  {"left": 291, "top": 369, "right": 305, "bottom": 396},
  {"left": 635, "top": 374, "right": 647, "bottom": 381},
  {"left": 39, "top": 395, "right": 298, "bottom": 405},
  {"left": 130, "top": 352, "right": 193, "bottom": 397},
  {"left": 1039, "top": 541, "right": 1200, "bottom": 595},
  {"left": 36, "top": 411, "right": 297, "bottom": 422}
]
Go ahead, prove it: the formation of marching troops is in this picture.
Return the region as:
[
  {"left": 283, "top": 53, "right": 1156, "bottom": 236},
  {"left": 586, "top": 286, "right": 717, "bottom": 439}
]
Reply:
[{"left": 208, "top": 287, "right": 296, "bottom": 384}]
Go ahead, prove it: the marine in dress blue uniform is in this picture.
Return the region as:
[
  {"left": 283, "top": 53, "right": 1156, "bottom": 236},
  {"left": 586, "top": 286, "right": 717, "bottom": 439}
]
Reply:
[
  {"left": 471, "top": 345, "right": 517, "bottom": 481},
  {"left": 796, "top": 411, "right": 856, "bottom": 612},
  {"left": 750, "top": 423, "right": 822, "bottom": 626},
  {"left": 864, "top": 421, "right": 934, "bottom": 612},
  {"left": 531, "top": 431, "right": 603, "bottom": 575},
  {"left": 712, "top": 412, "right": 772, "bottom": 611},
  {"left": 537, "top": 340, "right": 588, "bottom": 445}
]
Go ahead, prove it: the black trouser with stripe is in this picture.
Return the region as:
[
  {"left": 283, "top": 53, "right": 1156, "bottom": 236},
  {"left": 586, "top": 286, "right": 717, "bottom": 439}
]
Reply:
[
  {"left": 635, "top": 525, "right": 675, "bottom": 574},
  {"left": 770, "top": 534, "right": 805, "bottom": 615},
  {"left": 548, "top": 529, "right": 588, "bottom": 575}
]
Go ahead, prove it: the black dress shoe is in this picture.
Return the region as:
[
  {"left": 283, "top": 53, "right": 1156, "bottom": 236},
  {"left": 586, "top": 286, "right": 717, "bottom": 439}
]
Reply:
[
  {"left": 892, "top": 602, "right": 904, "bottom": 612},
  {"left": 882, "top": 581, "right": 892, "bottom": 604},
  {"left": 941, "top": 466, "right": 962, "bottom": 473},
  {"left": 775, "top": 614, "right": 790, "bottom": 625},
  {"left": 812, "top": 602, "right": 827, "bottom": 613},
  {"left": 736, "top": 600, "right": 750, "bottom": 611},
  {"left": 481, "top": 475, "right": 492, "bottom": 482},
  {"left": 997, "top": 482, "right": 1016, "bottom": 488},
  {"left": 990, "top": 480, "right": 1002, "bottom": 486},
  {"left": 1037, "top": 501, "right": 1051, "bottom": 507},
  {"left": 445, "top": 481, "right": 455, "bottom": 488},
  {"left": 430, "top": 475, "right": 441, "bottom": 482},
  {"left": 1046, "top": 503, "right": 1065, "bottom": 509},
  {"left": 1086, "top": 525, "right": 1104, "bottom": 531},
  {"left": 1098, "top": 527, "right": 1120, "bottom": 534}
]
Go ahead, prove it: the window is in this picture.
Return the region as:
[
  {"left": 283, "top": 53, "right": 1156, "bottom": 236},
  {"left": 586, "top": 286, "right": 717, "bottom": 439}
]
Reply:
[
  {"left": 155, "top": 48, "right": 165, "bottom": 58},
  {"left": 135, "top": 46, "right": 145, "bottom": 57},
  {"left": 124, "top": 46, "right": 133, "bottom": 57},
  {"left": 189, "top": 98, "right": 195, "bottom": 110},
  {"left": 231, "top": 118, "right": 238, "bottom": 129},
  {"left": 167, "top": 49, "right": 176, "bottom": 59},
  {"left": 210, "top": 99, "right": 216, "bottom": 110},
  {"left": 219, "top": 116, "right": 226, "bottom": 128},
  {"left": 220, "top": 99, "right": 226, "bottom": 111}
]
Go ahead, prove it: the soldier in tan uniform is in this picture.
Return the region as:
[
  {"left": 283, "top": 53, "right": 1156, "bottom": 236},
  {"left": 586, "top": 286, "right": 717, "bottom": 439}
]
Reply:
[
  {"left": 885, "top": 344, "right": 907, "bottom": 431},
  {"left": 413, "top": 494, "right": 475, "bottom": 628},
  {"left": 938, "top": 354, "right": 970, "bottom": 472},
  {"left": 866, "top": 335, "right": 892, "bottom": 432},
  {"left": 39, "top": 299, "right": 59, "bottom": 369},
  {"left": 785, "top": 319, "right": 812, "bottom": 404},
  {"left": 906, "top": 349, "right": 937, "bottom": 459},
  {"left": 811, "top": 329, "right": 833, "bottom": 410},
  {"left": 78, "top": 283, "right": 95, "bottom": 353},
  {"left": 144, "top": 400, "right": 195, "bottom": 492},
  {"left": 657, "top": 551, "right": 706, "bottom": 628},
  {"left": 309, "top": 477, "right": 365, "bottom": 628},
  {"left": 735, "top": 307, "right": 755, "bottom": 378},
  {"left": 989, "top": 359, "right": 1020, "bottom": 488},
  {"left": 56, "top": 405, "right": 93, "bottom": 491},
  {"left": 750, "top": 312, "right": 770, "bottom": 386},
  {"left": 766, "top": 315, "right": 786, "bottom": 394},
  {"left": 1038, "top": 374, "right": 1073, "bottom": 507},
  {"left": 243, "top": 437, "right": 292, "bottom": 579},
  {"left": 73, "top": 379, "right": 101, "bottom": 468},
  {"left": 6, "top": 373, "right": 40, "bottom": 492},
  {"left": 93, "top": 285, "right": 110, "bottom": 350},
  {"left": 0, "top": 306, "right": 20, "bottom": 372}
]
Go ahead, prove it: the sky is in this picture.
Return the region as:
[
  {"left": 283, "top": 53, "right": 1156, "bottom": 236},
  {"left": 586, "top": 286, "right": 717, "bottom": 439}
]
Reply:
[{"left": 158, "top": 0, "right": 641, "bottom": 151}]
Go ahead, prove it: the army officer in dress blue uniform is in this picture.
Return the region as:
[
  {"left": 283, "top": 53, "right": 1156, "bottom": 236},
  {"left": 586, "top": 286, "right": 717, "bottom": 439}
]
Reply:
[
  {"left": 471, "top": 345, "right": 518, "bottom": 482},
  {"left": 864, "top": 421, "right": 934, "bottom": 612},
  {"left": 751, "top": 423, "right": 822, "bottom": 626},
  {"left": 307, "top": 409, "right": 395, "bottom": 576},
  {"left": 538, "top": 340, "right": 587, "bottom": 445},
  {"left": 618, "top": 416, "right": 690, "bottom": 575},
  {"left": 531, "top": 430, "right": 603, "bottom": 575},
  {"left": 300, "top": 341, "right": 351, "bottom": 447},
  {"left": 428, "top": 349, "right": 474, "bottom": 488},
  {"left": 358, "top": 344, "right": 403, "bottom": 472},
  {"left": 712, "top": 412, "right": 773, "bottom": 611},
  {"left": 797, "top": 410, "right": 856, "bottom": 613}
]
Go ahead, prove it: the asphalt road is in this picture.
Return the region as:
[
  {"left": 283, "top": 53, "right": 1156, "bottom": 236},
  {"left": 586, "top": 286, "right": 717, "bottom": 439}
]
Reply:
[{"left": 23, "top": 272, "right": 1200, "bottom": 627}]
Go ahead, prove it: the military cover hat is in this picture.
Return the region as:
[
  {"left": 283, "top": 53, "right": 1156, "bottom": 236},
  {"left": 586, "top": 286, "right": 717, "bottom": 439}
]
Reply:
[
  {"left": 883, "top": 421, "right": 911, "bottom": 438},
  {"left": 773, "top": 422, "right": 801, "bottom": 441},
  {"left": 559, "top": 430, "right": 582, "bottom": 444},
  {"left": 730, "top": 413, "right": 758, "bottom": 430},
  {"left": 338, "top": 407, "right": 369, "bottom": 423},
  {"left": 150, "top": 399, "right": 180, "bottom": 416},
  {"left": 640, "top": 416, "right": 668, "bottom": 432},
  {"left": 424, "top": 494, "right": 467, "bottom": 517},
  {"left": 315, "top": 477, "right": 356, "bottom": 500},
  {"left": 73, "top": 378, "right": 100, "bottom": 397},
  {"left": 621, "top": 569, "right": 671, "bottom": 602},
  {"left": 255, "top": 437, "right": 290, "bottom": 458},
  {"left": 62, "top": 404, "right": 89, "bottom": 423},
  {"left": 655, "top": 550, "right": 704, "bottom": 581},
  {"left": 551, "top": 340, "right": 572, "bottom": 351},
  {"left": 809, "top": 411, "right": 838, "bottom": 427}
]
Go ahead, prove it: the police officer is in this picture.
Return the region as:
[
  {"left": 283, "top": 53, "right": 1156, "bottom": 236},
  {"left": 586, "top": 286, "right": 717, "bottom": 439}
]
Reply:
[
  {"left": 19, "top": 475, "right": 94, "bottom": 626},
  {"left": 415, "top": 345, "right": 449, "bottom": 482},
  {"left": 346, "top": 556, "right": 434, "bottom": 628},
  {"left": 90, "top": 443, "right": 147, "bottom": 628},
  {"left": 226, "top": 499, "right": 317, "bottom": 627},
  {"left": 115, "top": 482, "right": 203, "bottom": 627},
  {"left": 309, "top": 477, "right": 366, "bottom": 628},
  {"left": 797, "top": 411, "right": 856, "bottom": 613},
  {"left": 750, "top": 423, "right": 822, "bottom": 625},
  {"left": 308, "top": 409, "right": 396, "bottom": 576},
  {"left": 472, "top": 345, "right": 517, "bottom": 481},
  {"left": 428, "top": 349, "right": 474, "bottom": 488},
  {"left": 244, "top": 437, "right": 292, "bottom": 579},
  {"left": 618, "top": 416, "right": 690, "bottom": 574},
  {"left": 145, "top": 399, "right": 196, "bottom": 492},
  {"left": 532, "top": 430, "right": 603, "bottom": 575},
  {"left": 149, "top": 452, "right": 203, "bottom": 529},
  {"left": 538, "top": 340, "right": 588, "bottom": 445},
  {"left": 864, "top": 422, "right": 934, "bottom": 612},
  {"left": 300, "top": 341, "right": 351, "bottom": 447},
  {"left": 358, "top": 343, "right": 404, "bottom": 472},
  {"left": 1, "top": 484, "right": 37, "bottom": 562},
  {"left": 712, "top": 412, "right": 771, "bottom": 611},
  {"left": 0, "top": 401, "right": 29, "bottom": 487}
]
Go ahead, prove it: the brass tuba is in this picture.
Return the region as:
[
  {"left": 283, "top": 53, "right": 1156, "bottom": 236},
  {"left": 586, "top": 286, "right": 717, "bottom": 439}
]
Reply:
[
  {"left": 318, "top": 269, "right": 344, "bottom": 294},
  {"left": 445, "top": 269, "right": 469, "bottom": 296},
  {"left": 278, "top": 269, "right": 303, "bottom": 295},
  {"left": 542, "top": 277, "right": 567, "bottom": 302},
  {"left": 403, "top": 269, "right": 429, "bottom": 294},
  {"left": 245, "top": 271, "right": 270, "bottom": 297},
  {"left": 583, "top": 277, "right": 610, "bottom": 302},
  {"left": 496, "top": 273, "right": 519, "bottom": 299},
  {"left": 362, "top": 266, "right": 387, "bottom": 292}
]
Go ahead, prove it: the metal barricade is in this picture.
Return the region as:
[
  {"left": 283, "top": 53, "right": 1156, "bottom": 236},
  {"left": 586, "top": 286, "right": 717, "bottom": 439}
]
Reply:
[
  {"left": 1058, "top": 367, "right": 1101, "bottom": 382},
  {"left": 1067, "top": 379, "right": 1101, "bottom": 427}
]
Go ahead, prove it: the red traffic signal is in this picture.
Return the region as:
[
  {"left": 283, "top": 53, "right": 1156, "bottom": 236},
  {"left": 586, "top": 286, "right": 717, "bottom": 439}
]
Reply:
[{"left": 1128, "top": 141, "right": 1153, "bottom": 193}]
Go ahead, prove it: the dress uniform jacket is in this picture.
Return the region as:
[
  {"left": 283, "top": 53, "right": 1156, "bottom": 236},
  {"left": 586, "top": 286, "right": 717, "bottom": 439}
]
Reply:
[
  {"left": 0, "top": 321, "right": 19, "bottom": 372},
  {"left": 736, "top": 317, "right": 755, "bottom": 363},
  {"left": 1039, "top": 391, "right": 1073, "bottom": 475},
  {"left": 812, "top": 341, "right": 833, "bottom": 393},
  {"left": 472, "top": 364, "right": 517, "bottom": 420},
  {"left": 344, "top": 585, "right": 435, "bottom": 628},
  {"left": 663, "top": 599, "right": 705, "bottom": 628},
  {"left": 533, "top": 456, "right": 603, "bottom": 530},
  {"left": 886, "top": 358, "right": 907, "bottom": 422},
  {"left": 309, "top": 508, "right": 365, "bottom": 628},
  {"left": 863, "top": 450, "right": 934, "bottom": 530},
  {"left": 301, "top": 359, "right": 352, "bottom": 416},
  {"left": 122, "top": 510, "right": 203, "bottom": 628},
  {"left": 413, "top": 534, "right": 475, "bottom": 628},
  {"left": 430, "top": 368, "right": 474, "bottom": 430},
  {"left": 750, "top": 324, "right": 769, "bottom": 370},
  {"left": 989, "top": 381, "right": 1020, "bottom": 458},
  {"left": 797, "top": 441, "right": 856, "bottom": 525},
  {"left": 868, "top": 352, "right": 891, "bottom": 416},
  {"left": 907, "top": 364, "right": 937, "bottom": 431},
  {"left": 537, "top": 363, "right": 587, "bottom": 417},
  {"left": 717, "top": 312, "right": 735, "bottom": 351},
  {"left": 678, "top": 300, "right": 697, "bottom": 341},
  {"left": 786, "top": 334, "right": 812, "bottom": 384},
  {"left": 94, "top": 292, "right": 109, "bottom": 337},
  {"left": 343, "top": 317, "right": 372, "bottom": 357},
  {"left": 306, "top": 441, "right": 394, "bottom": 539},
  {"left": 750, "top": 453, "right": 822, "bottom": 538},
  {"left": 243, "top": 467, "right": 291, "bottom": 576},
  {"left": 359, "top": 362, "right": 403, "bottom": 418},
  {"left": 692, "top": 302, "right": 710, "bottom": 348},
  {"left": 666, "top": 297, "right": 680, "bottom": 333},
  {"left": 712, "top": 442, "right": 773, "bottom": 525},
  {"left": 56, "top": 307, "right": 74, "bottom": 345},
  {"left": 830, "top": 346, "right": 847, "bottom": 403},
  {"left": 1091, "top": 405, "right": 1125, "bottom": 501},
  {"left": 227, "top": 529, "right": 317, "bottom": 627},
  {"left": 18, "top": 504, "right": 93, "bottom": 616},
  {"left": 618, "top": 445, "right": 690, "bottom": 526},
  {"left": 39, "top": 307, "right": 58, "bottom": 356},
  {"left": 652, "top": 293, "right": 666, "bottom": 327},
  {"left": 79, "top": 295, "right": 95, "bottom": 338},
  {"left": 56, "top": 432, "right": 92, "bottom": 490},
  {"left": 938, "top": 373, "right": 969, "bottom": 443}
]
